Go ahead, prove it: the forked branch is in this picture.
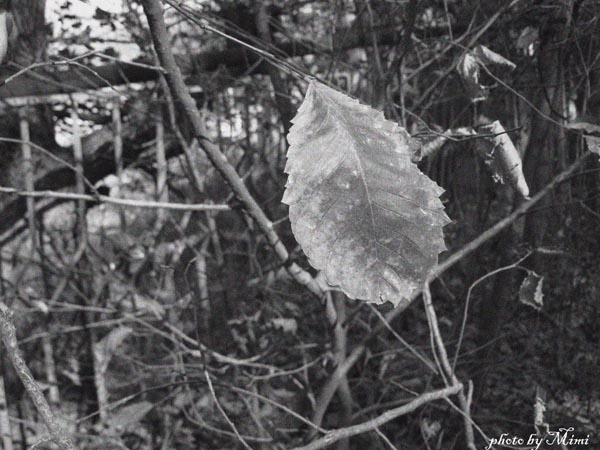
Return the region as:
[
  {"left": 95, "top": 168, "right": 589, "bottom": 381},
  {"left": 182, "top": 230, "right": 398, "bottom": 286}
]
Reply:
[{"left": 140, "top": 0, "right": 323, "bottom": 298}]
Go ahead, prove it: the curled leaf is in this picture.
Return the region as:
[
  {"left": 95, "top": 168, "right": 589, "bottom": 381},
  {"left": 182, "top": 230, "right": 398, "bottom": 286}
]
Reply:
[
  {"left": 516, "top": 26, "right": 539, "bottom": 56},
  {"left": 283, "top": 81, "right": 450, "bottom": 306},
  {"left": 93, "top": 326, "right": 132, "bottom": 375},
  {"left": 108, "top": 401, "right": 154, "bottom": 430},
  {"left": 473, "top": 45, "right": 516, "bottom": 69},
  {"left": 271, "top": 318, "right": 298, "bottom": 334},
  {"left": 457, "top": 45, "right": 516, "bottom": 102},
  {"left": 476, "top": 121, "right": 529, "bottom": 198},
  {"left": 534, "top": 386, "right": 549, "bottom": 435},
  {"left": 519, "top": 271, "right": 544, "bottom": 311},
  {"left": 415, "top": 127, "right": 477, "bottom": 160},
  {"left": 457, "top": 52, "right": 487, "bottom": 101},
  {"left": 566, "top": 120, "right": 600, "bottom": 157}
]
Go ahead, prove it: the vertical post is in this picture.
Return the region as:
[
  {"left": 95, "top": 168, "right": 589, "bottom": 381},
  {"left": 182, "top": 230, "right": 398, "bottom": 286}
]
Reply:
[
  {"left": 19, "top": 109, "right": 37, "bottom": 251},
  {"left": 0, "top": 240, "right": 12, "bottom": 450},
  {"left": 155, "top": 105, "right": 168, "bottom": 224},
  {"left": 20, "top": 107, "right": 61, "bottom": 416},
  {"left": 112, "top": 100, "right": 124, "bottom": 180},
  {"left": 0, "top": 357, "right": 13, "bottom": 450},
  {"left": 112, "top": 99, "right": 126, "bottom": 230},
  {"left": 72, "top": 103, "right": 104, "bottom": 423},
  {"left": 71, "top": 105, "right": 87, "bottom": 240},
  {"left": 194, "top": 239, "right": 211, "bottom": 337}
]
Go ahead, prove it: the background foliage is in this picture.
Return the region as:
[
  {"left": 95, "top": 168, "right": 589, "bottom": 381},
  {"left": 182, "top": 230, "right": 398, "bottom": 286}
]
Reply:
[{"left": 0, "top": 0, "right": 599, "bottom": 449}]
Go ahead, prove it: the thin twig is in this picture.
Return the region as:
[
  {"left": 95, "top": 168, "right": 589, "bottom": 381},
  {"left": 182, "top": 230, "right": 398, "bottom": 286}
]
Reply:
[
  {"left": 140, "top": 0, "right": 323, "bottom": 298},
  {"left": 291, "top": 385, "right": 462, "bottom": 450},
  {"left": 452, "top": 252, "right": 532, "bottom": 371},
  {"left": 423, "top": 284, "right": 476, "bottom": 450},
  {"left": 310, "top": 152, "right": 592, "bottom": 429},
  {"left": 204, "top": 370, "right": 254, "bottom": 450},
  {"left": 368, "top": 303, "right": 438, "bottom": 374},
  {"left": 375, "top": 426, "right": 400, "bottom": 450},
  {"left": 0, "top": 186, "right": 229, "bottom": 211},
  {"left": 0, "top": 303, "right": 75, "bottom": 450}
]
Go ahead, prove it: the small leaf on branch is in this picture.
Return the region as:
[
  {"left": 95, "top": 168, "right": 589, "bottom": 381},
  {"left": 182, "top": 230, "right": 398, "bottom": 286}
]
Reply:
[
  {"left": 516, "top": 26, "right": 539, "bottom": 56},
  {"left": 457, "top": 52, "right": 486, "bottom": 101},
  {"left": 533, "top": 386, "right": 549, "bottom": 435},
  {"left": 519, "top": 271, "right": 544, "bottom": 311},
  {"left": 93, "top": 326, "right": 132, "bottom": 375},
  {"left": 415, "top": 127, "right": 477, "bottom": 160},
  {"left": 473, "top": 45, "right": 516, "bottom": 69},
  {"left": 566, "top": 120, "right": 600, "bottom": 157},
  {"left": 108, "top": 401, "right": 154, "bottom": 430},
  {"left": 476, "top": 121, "right": 529, "bottom": 198},
  {"left": 456, "top": 45, "right": 516, "bottom": 102},
  {"left": 283, "top": 81, "right": 450, "bottom": 306}
]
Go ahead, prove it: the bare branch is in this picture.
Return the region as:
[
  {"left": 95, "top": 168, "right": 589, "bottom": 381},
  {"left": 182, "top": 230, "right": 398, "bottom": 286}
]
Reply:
[
  {"left": 0, "top": 186, "right": 229, "bottom": 211},
  {"left": 0, "top": 303, "right": 75, "bottom": 450},
  {"left": 140, "top": 0, "right": 323, "bottom": 297},
  {"left": 292, "top": 385, "right": 462, "bottom": 450}
]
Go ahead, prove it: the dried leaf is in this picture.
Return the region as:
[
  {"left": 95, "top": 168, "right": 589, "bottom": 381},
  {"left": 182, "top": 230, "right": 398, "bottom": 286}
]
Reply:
[
  {"left": 420, "top": 418, "right": 441, "bottom": 440},
  {"left": 473, "top": 45, "right": 516, "bottom": 69},
  {"left": 566, "top": 120, "right": 600, "bottom": 134},
  {"left": 283, "top": 81, "right": 450, "bottom": 306},
  {"left": 534, "top": 386, "right": 549, "bottom": 435},
  {"left": 457, "top": 45, "right": 516, "bottom": 102},
  {"left": 93, "top": 326, "right": 132, "bottom": 375},
  {"left": 516, "top": 26, "right": 539, "bottom": 56},
  {"left": 566, "top": 120, "right": 600, "bottom": 156},
  {"left": 456, "top": 52, "right": 487, "bottom": 101},
  {"left": 476, "top": 121, "right": 529, "bottom": 198},
  {"left": 132, "top": 293, "right": 166, "bottom": 319},
  {"left": 271, "top": 318, "right": 298, "bottom": 334},
  {"left": 583, "top": 135, "right": 600, "bottom": 156},
  {"left": 32, "top": 300, "right": 50, "bottom": 314},
  {"left": 416, "top": 127, "right": 477, "bottom": 160},
  {"left": 519, "top": 271, "right": 544, "bottom": 311},
  {"left": 107, "top": 401, "right": 154, "bottom": 430}
]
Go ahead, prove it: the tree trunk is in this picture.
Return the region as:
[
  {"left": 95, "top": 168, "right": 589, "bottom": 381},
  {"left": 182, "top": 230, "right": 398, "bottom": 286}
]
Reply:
[{"left": 522, "top": 16, "right": 567, "bottom": 269}]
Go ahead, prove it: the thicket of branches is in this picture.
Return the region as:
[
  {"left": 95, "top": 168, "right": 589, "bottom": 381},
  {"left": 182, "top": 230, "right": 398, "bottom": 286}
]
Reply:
[{"left": 0, "top": 1, "right": 599, "bottom": 449}]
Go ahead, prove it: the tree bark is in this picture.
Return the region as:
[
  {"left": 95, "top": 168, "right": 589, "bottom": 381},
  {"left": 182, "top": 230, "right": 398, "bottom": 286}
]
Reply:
[{"left": 522, "top": 16, "right": 567, "bottom": 268}]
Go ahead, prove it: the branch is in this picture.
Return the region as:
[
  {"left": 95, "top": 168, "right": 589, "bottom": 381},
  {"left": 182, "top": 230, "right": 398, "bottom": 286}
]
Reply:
[
  {"left": 310, "top": 151, "right": 593, "bottom": 428},
  {"left": 0, "top": 303, "right": 75, "bottom": 450},
  {"left": 0, "top": 17, "right": 472, "bottom": 100},
  {"left": 423, "top": 284, "right": 475, "bottom": 449},
  {"left": 292, "top": 385, "right": 462, "bottom": 450},
  {"left": 427, "top": 153, "right": 592, "bottom": 281},
  {"left": 0, "top": 186, "right": 229, "bottom": 212},
  {"left": 141, "top": 0, "right": 323, "bottom": 297},
  {"left": 0, "top": 119, "right": 183, "bottom": 245},
  {"left": 0, "top": 61, "right": 160, "bottom": 99}
]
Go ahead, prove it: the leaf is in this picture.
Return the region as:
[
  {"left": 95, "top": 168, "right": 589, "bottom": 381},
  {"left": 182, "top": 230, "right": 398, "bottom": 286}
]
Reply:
[
  {"left": 283, "top": 81, "right": 450, "bottom": 306},
  {"left": 416, "top": 127, "right": 476, "bottom": 160},
  {"left": 566, "top": 120, "right": 600, "bottom": 157},
  {"left": 271, "top": 318, "right": 298, "bottom": 334},
  {"left": 457, "top": 45, "right": 516, "bottom": 102},
  {"left": 473, "top": 45, "right": 516, "bottom": 69},
  {"left": 566, "top": 120, "right": 600, "bottom": 134},
  {"left": 456, "top": 52, "right": 487, "bottom": 101},
  {"left": 583, "top": 135, "right": 600, "bottom": 156},
  {"left": 107, "top": 401, "right": 154, "bottom": 430},
  {"left": 516, "top": 26, "right": 539, "bottom": 56},
  {"left": 534, "top": 386, "right": 549, "bottom": 435},
  {"left": 420, "top": 418, "right": 441, "bottom": 441},
  {"left": 476, "top": 121, "right": 529, "bottom": 198},
  {"left": 93, "top": 326, "right": 132, "bottom": 375},
  {"left": 519, "top": 271, "right": 544, "bottom": 311}
]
